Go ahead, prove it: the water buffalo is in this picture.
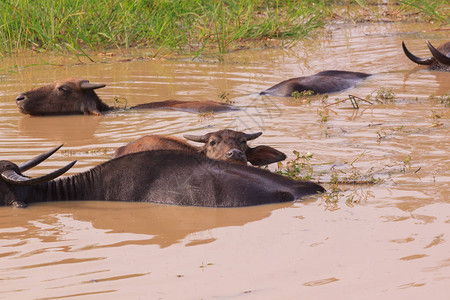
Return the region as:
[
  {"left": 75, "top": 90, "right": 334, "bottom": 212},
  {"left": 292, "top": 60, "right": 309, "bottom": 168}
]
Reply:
[
  {"left": 15, "top": 78, "right": 237, "bottom": 115},
  {"left": 114, "top": 129, "right": 287, "bottom": 166},
  {"left": 0, "top": 145, "right": 325, "bottom": 208},
  {"left": 260, "top": 70, "right": 371, "bottom": 97},
  {"left": 402, "top": 41, "right": 450, "bottom": 71}
]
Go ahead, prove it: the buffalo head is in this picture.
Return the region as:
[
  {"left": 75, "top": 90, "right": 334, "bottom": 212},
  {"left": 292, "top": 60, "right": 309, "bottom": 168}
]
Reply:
[
  {"left": 260, "top": 70, "right": 371, "bottom": 97},
  {"left": 402, "top": 41, "right": 450, "bottom": 71},
  {"left": 15, "top": 79, "right": 239, "bottom": 116},
  {"left": 0, "top": 145, "right": 76, "bottom": 207},
  {"left": 184, "top": 129, "right": 286, "bottom": 166},
  {"left": 16, "top": 78, "right": 110, "bottom": 115}
]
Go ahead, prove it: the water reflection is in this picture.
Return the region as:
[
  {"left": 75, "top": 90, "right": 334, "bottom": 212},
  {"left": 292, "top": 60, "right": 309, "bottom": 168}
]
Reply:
[
  {"left": 401, "top": 69, "right": 450, "bottom": 96},
  {"left": 18, "top": 115, "right": 102, "bottom": 146},
  {"left": 0, "top": 201, "right": 291, "bottom": 248}
]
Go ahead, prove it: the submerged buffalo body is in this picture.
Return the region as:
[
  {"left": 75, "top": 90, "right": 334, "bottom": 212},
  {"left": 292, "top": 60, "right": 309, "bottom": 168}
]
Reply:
[
  {"left": 0, "top": 146, "right": 324, "bottom": 208},
  {"left": 260, "top": 70, "right": 371, "bottom": 97},
  {"left": 15, "top": 78, "right": 237, "bottom": 116},
  {"left": 402, "top": 41, "right": 450, "bottom": 71},
  {"left": 114, "top": 129, "right": 287, "bottom": 166}
]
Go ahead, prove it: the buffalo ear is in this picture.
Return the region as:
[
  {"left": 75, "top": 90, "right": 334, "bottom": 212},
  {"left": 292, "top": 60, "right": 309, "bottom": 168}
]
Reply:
[{"left": 246, "top": 145, "right": 287, "bottom": 166}]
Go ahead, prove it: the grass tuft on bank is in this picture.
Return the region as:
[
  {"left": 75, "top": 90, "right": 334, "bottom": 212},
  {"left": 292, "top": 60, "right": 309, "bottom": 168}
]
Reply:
[
  {"left": 0, "top": 0, "right": 327, "bottom": 56},
  {"left": 1, "top": 0, "right": 447, "bottom": 58}
]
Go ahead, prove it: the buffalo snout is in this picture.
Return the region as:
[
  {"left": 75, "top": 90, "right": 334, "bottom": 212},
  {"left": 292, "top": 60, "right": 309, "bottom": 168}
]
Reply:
[
  {"left": 226, "top": 149, "right": 246, "bottom": 163},
  {"left": 16, "top": 94, "right": 26, "bottom": 102},
  {"left": 15, "top": 93, "right": 30, "bottom": 114}
]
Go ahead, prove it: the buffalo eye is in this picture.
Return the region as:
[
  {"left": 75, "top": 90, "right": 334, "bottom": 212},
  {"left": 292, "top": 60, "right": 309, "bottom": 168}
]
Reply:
[
  {"left": 209, "top": 140, "right": 216, "bottom": 146},
  {"left": 240, "top": 139, "right": 246, "bottom": 144},
  {"left": 58, "top": 85, "right": 72, "bottom": 93}
]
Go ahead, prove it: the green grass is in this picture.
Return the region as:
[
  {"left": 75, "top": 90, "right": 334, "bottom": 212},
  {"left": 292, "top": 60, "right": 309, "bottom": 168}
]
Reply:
[
  {"left": 0, "top": 0, "right": 447, "bottom": 58},
  {"left": 0, "top": 0, "right": 327, "bottom": 56},
  {"left": 397, "top": 0, "right": 449, "bottom": 23}
]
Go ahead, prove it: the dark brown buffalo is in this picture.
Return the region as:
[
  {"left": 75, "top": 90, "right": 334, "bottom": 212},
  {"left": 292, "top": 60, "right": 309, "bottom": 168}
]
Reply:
[
  {"left": 15, "top": 78, "right": 237, "bottom": 115},
  {"left": 114, "top": 129, "right": 287, "bottom": 166},
  {"left": 260, "top": 70, "right": 371, "bottom": 97},
  {"left": 402, "top": 41, "right": 450, "bottom": 71},
  {"left": 0, "top": 145, "right": 325, "bottom": 208}
]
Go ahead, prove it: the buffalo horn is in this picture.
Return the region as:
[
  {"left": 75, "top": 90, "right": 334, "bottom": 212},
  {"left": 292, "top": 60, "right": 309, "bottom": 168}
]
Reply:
[
  {"left": 80, "top": 81, "right": 106, "bottom": 90},
  {"left": 402, "top": 41, "right": 433, "bottom": 65},
  {"left": 2, "top": 160, "right": 77, "bottom": 186},
  {"left": 183, "top": 134, "right": 207, "bottom": 143},
  {"left": 427, "top": 40, "right": 450, "bottom": 65},
  {"left": 244, "top": 132, "right": 263, "bottom": 141},
  {"left": 19, "top": 144, "right": 64, "bottom": 172}
]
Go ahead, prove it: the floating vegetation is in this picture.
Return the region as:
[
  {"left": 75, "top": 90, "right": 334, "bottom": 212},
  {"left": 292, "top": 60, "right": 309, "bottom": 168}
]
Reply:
[
  {"left": 291, "top": 90, "right": 315, "bottom": 101},
  {"left": 60, "top": 148, "right": 112, "bottom": 156},
  {"left": 275, "top": 150, "right": 425, "bottom": 208},
  {"left": 375, "top": 126, "right": 410, "bottom": 142},
  {"left": 219, "top": 92, "right": 234, "bottom": 105},
  {"left": 429, "top": 110, "right": 444, "bottom": 127},
  {"left": 113, "top": 96, "right": 128, "bottom": 109},
  {"left": 276, "top": 150, "right": 387, "bottom": 184},
  {"left": 367, "top": 87, "right": 396, "bottom": 103},
  {"left": 320, "top": 185, "right": 376, "bottom": 210},
  {"left": 198, "top": 111, "right": 215, "bottom": 122},
  {"left": 325, "top": 94, "right": 373, "bottom": 109},
  {"left": 429, "top": 94, "right": 450, "bottom": 108},
  {"left": 276, "top": 150, "right": 422, "bottom": 207},
  {"left": 277, "top": 150, "right": 315, "bottom": 181},
  {"left": 317, "top": 108, "right": 330, "bottom": 123}
]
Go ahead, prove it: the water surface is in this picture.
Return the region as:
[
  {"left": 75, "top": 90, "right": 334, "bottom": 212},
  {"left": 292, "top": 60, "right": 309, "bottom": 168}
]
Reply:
[{"left": 0, "top": 22, "right": 449, "bottom": 299}]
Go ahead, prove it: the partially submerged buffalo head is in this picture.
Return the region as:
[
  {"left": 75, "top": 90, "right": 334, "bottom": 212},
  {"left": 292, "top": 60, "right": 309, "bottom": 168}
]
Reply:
[
  {"left": 402, "top": 41, "right": 450, "bottom": 71},
  {"left": 183, "top": 129, "right": 286, "bottom": 166},
  {"left": 15, "top": 78, "right": 238, "bottom": 116},
  {"left": 16, "top": 78, "right": 109, "bottom": 116},
  {"left": 114, "top": 129, "right": 287, "bottom": 166},
  {"left": 0, "top": 145, "right": 76, "bottom": 207},
  {"left": 260, "top": 70, "right": 371, "bottom": 97}
]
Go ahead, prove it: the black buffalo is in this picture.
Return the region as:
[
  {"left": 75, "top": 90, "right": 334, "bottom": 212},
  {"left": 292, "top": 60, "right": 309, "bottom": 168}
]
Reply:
[
  {"left": 260, "top": 70, "right": 371, "bottom": 97},
  {"left": 15, "top": 78, "right": 237, "bottom": 115},
  {"left": 1, "top": 145, "right": 325, "bottom": 208},
  {"left": 114, "top": 129, "right": 286, "bottom": 166},
  {"left": 402, "top": 41, "right": 450, "bottom": 71}
]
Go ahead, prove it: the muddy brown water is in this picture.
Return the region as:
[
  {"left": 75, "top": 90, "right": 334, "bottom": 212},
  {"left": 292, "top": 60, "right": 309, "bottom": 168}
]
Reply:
[{"left": 0, "top": 22, "right": 449, "bottom": 299}]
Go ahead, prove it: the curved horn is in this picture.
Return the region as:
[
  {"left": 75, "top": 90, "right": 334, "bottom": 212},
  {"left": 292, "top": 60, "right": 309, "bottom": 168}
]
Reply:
[
  {"left": 2, "top": 160, "right": 77, "bottom": 186},
  {"left": 402, "top": 41, "right": 433, "bottom": 65},
  {"left": 19, "top": 144, "right": 64, "bottom": 172},
  {"left": 80, "top": 80, "right": 106, "bottom": 90},
  {"left": 183, "top": 134, "right": 207, "bottom": 143},
  {"left": 427, "top": 40, "right": 450, "bottom": 65},
  {"left": 244, "top": 132, "right": 263, "bottom": 141}
]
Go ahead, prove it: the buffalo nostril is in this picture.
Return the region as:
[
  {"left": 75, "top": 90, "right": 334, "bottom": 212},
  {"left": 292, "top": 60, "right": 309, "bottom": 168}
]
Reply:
[
  {"left": 16, "top": 94, "right": 26, "bottom": 101},
  {"left": 226, "top": 149, "right": 245, "bottom": 159}
]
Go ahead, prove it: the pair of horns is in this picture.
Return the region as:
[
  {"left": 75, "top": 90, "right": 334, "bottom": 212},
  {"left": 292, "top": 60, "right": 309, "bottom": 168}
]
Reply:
[
  {"left": 1, "top": 145, "right": 76, "bottom": 186},
  {"left": 402, "top": 41, "right": 450, "bottom": 66},
  {"left": 184, "top": 132, "right": 263, "bottom": 143},
  {"left": 80, "top": 80, "right": 106, "bottom": 90}
]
